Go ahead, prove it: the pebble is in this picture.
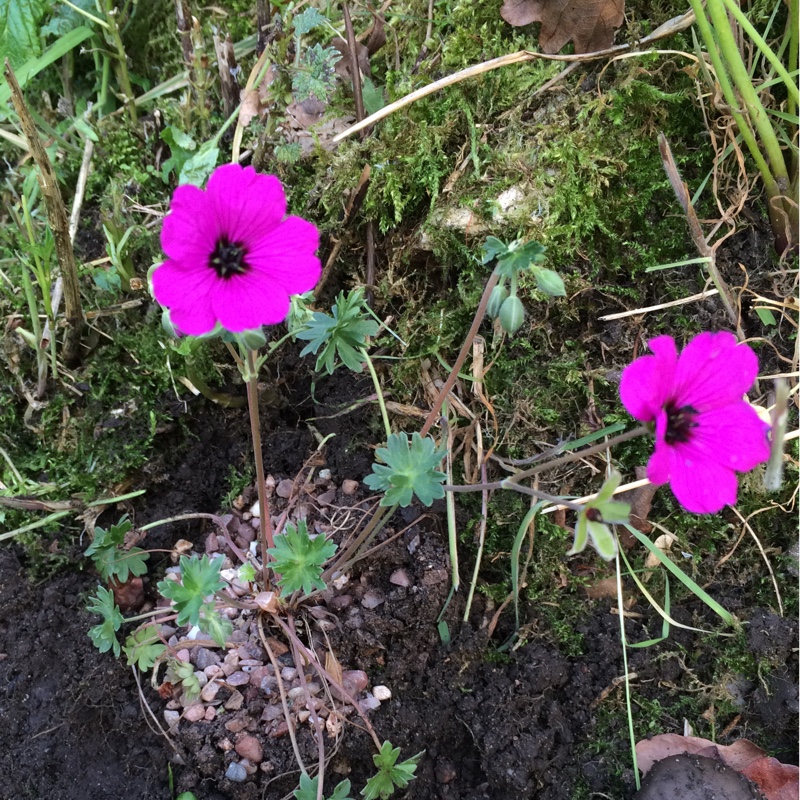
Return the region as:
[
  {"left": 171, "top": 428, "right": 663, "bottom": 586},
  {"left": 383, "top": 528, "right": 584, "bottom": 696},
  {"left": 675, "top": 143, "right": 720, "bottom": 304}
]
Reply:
[
  {"left": 204, "top": 706, "right": 216, "bottom": 721},
  {"left": 435, "top": 759, "right": 457, "bottom": 784},
  {"left": 342, "top": 479, "right": 359, "bottom": 495},
  {"left": 195, "top": 647, "right": 221, "bottom": 670},
  {"left": 389, "top": 569, "right": 411, "bottom": 587},
  {"left": 373, "top": 685, "right": 391, "bottom": 701},
  {"left": 176, "top": 648, "right": 191, "bottom": 663},
  {"left": 361, "top": 589, "right": 386, "bottom": 609},
  {"left": 317, "top": 489, "right": 336, "bottom": 505},
  {"left": 318, "top": 469, "right": 332, "bottom": 480},
  {"left": 261, "top": 704, "right": 283, "bottom": 722},
  {"left": 360, "top": 693, "right": 381, "bottom": 711},
  {"left": 341, "top": 670, "right": 369, "bottom": 694},
  {"left": 204, "top": 665, "right": 224, "bottom": 679},
  {"left": 297, "top": 710, "right": 311, "bottom": 723},
  {"left": 163, "top": 710, "right": 181, "bottom": 728},
  {"left": 235, "top": 734, "right": 263, "bottom": 763},
  {"left": 225, "top": 690, "right": 244, "bottom": 711},
  {"left": 249, "top": 502, "right": 260, "bottom": 518},
  {"left": 328, "top": 594, "right": 352, "bottom": 611},
  {"left": 201, "top": 681, "right": 221, "bottom": 702},
  {"left": 276, "top": 479, "right": 294, "bottom": 498},
  {"left": 225, "top": 717, "right": 249, "bottom": 733},
  {"left": 281, "top": 667, "right": 298, "bottom": 682},
  {"left": 218, "top": 737, "right": 234, "bottom": 752},
  {"left": 184, "top": 704, "right": 206, "bottom": 722},
  {"left": 227, "top": 671, "right": 250, "bottom": 687},
  {"left": 194, "top": 671, "right": 208, "bottom": 689},
  {"left": 225, "top": 762, "right": 248, "bottom": 783}
]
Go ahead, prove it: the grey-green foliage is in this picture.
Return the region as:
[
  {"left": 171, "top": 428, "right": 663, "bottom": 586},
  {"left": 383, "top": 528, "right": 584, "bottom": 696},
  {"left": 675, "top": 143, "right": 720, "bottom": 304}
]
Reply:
[{"left": 293, "top": 43, "right": 342, "bottom": 103}]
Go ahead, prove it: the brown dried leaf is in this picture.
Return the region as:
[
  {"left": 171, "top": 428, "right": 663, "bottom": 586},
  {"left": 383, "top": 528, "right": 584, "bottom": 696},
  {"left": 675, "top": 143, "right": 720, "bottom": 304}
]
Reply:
[
  {"left": 500, "top": 0, "right": 625, "bottom": 54},
  {"left": 637, "top": 733, "right": 800, "bottom": 800},
  {"left": 619, "top": 465, "right": 658, "bottom": 535}
]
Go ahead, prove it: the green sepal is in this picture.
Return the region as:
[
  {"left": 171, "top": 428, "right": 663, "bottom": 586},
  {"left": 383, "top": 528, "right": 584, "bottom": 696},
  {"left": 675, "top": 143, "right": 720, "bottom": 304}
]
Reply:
[{"left": 498, "top": 295, "right": 525, "bottom": 335}]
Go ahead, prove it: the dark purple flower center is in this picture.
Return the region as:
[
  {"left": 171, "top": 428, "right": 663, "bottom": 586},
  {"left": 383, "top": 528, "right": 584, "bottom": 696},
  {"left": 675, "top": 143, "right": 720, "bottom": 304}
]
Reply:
[
  {"left": 664, "top": 401, "right": 699, "bottom": 445},
  {"left": 209, "top": 236, "right": 249, "bottom": 279}
]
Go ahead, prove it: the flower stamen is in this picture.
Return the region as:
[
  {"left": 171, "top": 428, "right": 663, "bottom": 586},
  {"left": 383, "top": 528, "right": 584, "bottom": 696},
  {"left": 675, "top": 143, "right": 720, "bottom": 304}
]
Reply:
[
  {"left": 664, "top": 402, "right": 699, "bottom": 445},
  {"left": 209, "top": 236, "right": 249, "bottom": 278}
]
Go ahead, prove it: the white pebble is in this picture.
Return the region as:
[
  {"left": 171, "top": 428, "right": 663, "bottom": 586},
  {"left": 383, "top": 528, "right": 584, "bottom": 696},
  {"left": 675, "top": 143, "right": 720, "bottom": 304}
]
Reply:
[{"left": 373, "top": 685, "right": 392, "bottom": 701}]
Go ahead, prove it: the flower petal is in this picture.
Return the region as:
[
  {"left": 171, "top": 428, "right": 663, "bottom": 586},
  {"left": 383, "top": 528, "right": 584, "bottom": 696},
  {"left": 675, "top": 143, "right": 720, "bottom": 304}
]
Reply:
[
  {"left": 211, "top": 273, "right": 291, "bottom": 331},
  {"left": 151, "top": 259, "right": 218, "bottom": 335},
  {"left": 620, "top": 336, "right": 677, "bottom": 422},
  {"left": 206, "top": 165, "right": 286, "bottom": 246},
  {"left": 247, "top": 216, "right": 321, "bottom": 296},
  {"left": 672, "top": 331, "right": 758, "bottom": 411},
  {"left": 667, "top": 447, "right": 740, "bottom": 513},
  {"left": 161, "top": 183, "right": 219, "bottom": 263},
  {"left": 689, "top": 402, "right": 770, "bottom": 472}
]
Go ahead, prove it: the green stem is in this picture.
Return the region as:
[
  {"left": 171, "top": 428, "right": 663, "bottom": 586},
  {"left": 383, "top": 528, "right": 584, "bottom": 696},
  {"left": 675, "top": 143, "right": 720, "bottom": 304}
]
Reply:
[
  {"left": 101, "top": 0, "right": 137, "bottom": 124},
  {"left": 718, "top": 0, "right": 798, "bottom": 106},
  {"left": 244, "top": 348, "right": 275, "bottom": 583},
  {"left": 360, "top": 347, "right": 391, "bottom": 440}
]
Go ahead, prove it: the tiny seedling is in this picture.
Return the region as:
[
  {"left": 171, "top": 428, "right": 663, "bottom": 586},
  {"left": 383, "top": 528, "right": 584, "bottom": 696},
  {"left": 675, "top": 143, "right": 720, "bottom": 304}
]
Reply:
[{"left": 267, "top": 520, "right": 337, "bottom": 596}]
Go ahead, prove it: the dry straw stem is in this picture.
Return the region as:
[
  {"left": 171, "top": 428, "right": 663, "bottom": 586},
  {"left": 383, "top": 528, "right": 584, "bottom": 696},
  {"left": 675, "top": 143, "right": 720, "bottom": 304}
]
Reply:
[
  {"left": 333, "top": 10, "right": 696, "bottom": 142},
  {"left": 598, "top": 288, "right": 720, "bottom": 321},
  {"left": 4, "top": 59, "right": 84, "bottom": 366}
]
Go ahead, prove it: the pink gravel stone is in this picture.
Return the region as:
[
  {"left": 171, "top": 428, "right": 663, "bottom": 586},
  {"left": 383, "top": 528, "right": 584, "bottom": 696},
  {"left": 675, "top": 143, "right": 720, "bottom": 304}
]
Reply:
[
  {"left": 235, "top": 734, "right": 263, "bottom": 763},
  {"left": 183, "top": 704, "right": 205, "bottom": 722}
]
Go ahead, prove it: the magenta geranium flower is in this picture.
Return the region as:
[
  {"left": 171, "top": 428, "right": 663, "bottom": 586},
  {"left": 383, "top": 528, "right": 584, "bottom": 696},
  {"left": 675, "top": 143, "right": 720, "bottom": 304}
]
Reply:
[
  {"left": 620, "top": 332, "right": 770, "bottom": 514},
  {"left": 152, "top": 164, "right": 321, "bottom": 335}
]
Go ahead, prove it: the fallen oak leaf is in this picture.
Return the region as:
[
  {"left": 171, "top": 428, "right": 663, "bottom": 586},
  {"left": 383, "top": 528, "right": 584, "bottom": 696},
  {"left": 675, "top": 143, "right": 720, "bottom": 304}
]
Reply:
[{"left": 500, "top": 0, "right": 625, "bottom": 54}]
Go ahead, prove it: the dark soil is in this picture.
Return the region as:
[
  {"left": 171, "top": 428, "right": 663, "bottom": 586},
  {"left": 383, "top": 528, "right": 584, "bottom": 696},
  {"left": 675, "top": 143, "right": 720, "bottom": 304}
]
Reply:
[{"left": 1, "top": 368, "right": 796, "bottom": 800}]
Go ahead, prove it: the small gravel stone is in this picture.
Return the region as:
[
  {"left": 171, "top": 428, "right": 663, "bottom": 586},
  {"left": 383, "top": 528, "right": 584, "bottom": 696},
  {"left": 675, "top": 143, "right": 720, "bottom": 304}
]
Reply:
[
  {"left": 361, "top": 589, "right": 385, "bottom": 609},
  {"left": 225, "top": 762, "right": 248, "bottom": 783},
  {"left": 435, "top": 759, "right": 457, "bottom": 784},
  {"left": 227, "top": 671, "right": 250, "bottom": 687},
  {"left": 204, "top": 706, "right": 216, "bottom": 721},
  {"left": 204, "top": 665, "right": 224, "bottom": 679},
  {"left": 163, "top": 710, "right": 181, "bottom": 728},
  {"left": 235, "top": 734, "right": 263, "bottom": 763},
  {"left": 287, "top": 686, "right": 307, "bottom": 700},
  {"left": 184, "top": 704, "right": 206, "bottom": 722},
  {"left": 373, "top": 685, "right": 391, "bottom": 701},
  {"left": 201, "top": 681, "right": 221, "bottom": 702},
  {"left": 195, "top": 647, "right": 221, "bottom": 670},
  {"left": 281, "top": 667, "right": 298, "bottom": 682},
  {"left": 218, "top": 737, "right": 234, "bottom": 752},
  {"left": 360, "top": 693, "right": 381, "bottom": 711},
  {"left": 328, "top": 594, "right": 352, "bottom": 611},
  {"left": 389, "top": 569, "right": 411, "bottom": 587},
  {"left": 342, "top": 479, "right": 359, "bottom": 495},
  {"left": 249, "top": 501, "right": 260, "bottom": 518},
  {"left": 194, "top": 671, "right": 208, "bottom": 689},
  {"left": 341, "top": 670, "right": 369, "bottom": 694},
  {"left": 225, "top": 690, "right": 244, "bottom": 711},
  {"left": 261, "top": 704, "right": 283, "bottom": 722},
  {"left": 318, "top": 469, "right": 332, "bottom": 480},
  {"left": 176, "top": 648, "right": 191, "bottom": 663},
  {"left": 225, "top": 717, "right": 249, "bottom": 733},
  {"left": 317, "top": 488, "right": 336, "bottom": 505},
  {"left": 276, "top": 479, "right": 294, "bottom": 498}
]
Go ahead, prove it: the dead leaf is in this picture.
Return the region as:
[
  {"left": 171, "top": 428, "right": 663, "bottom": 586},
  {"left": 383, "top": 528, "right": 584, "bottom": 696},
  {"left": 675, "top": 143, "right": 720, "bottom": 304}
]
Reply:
[
  {"left": 636, "top": 733, "right": 800, "bottom": 800},
  {"left": 364, "top": 13, "right": 386, "bottom": 55},
  {"left": 500, "top": 0, "right": 625, "bottom": 54},
  {"left": 110, "top": 576, "right": 144, "bottom": 612},
  {"left": 332, "top": 37, "right": 371, "bottom": 78}
]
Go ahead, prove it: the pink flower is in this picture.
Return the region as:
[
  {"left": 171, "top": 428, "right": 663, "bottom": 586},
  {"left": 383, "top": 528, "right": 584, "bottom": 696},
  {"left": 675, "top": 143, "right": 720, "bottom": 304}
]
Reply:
[
  {"left": 152, "top": 164, "right": 321, "bottom": 335},
  {"left": 620, "top": 332, "right": 769, "bottom": 514}
]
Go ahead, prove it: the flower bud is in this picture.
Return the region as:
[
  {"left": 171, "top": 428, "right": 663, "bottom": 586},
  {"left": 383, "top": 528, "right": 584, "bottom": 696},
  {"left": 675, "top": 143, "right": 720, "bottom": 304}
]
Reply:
[
  {"left": 499, "top": 295, "right": 525, "bottom": 335},
  {"left": 486, "top": 284, "right": 508, "bottom": 318}
]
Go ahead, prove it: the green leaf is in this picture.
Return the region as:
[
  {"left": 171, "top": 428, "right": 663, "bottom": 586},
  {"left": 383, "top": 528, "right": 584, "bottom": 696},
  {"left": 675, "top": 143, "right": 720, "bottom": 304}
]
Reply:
[
  {"left": 361, "top": 742, "right": 421, "bottom": 800},
  {"left": 481, "top": 235, "right": 509, "bottom": 264},
  {"left": 296, "top": 288, "right": 379, "bottom": 375},
  {"left": 293, "top": 7, "right": 327, "bottom": 36},
  {"left": 0, "top": 0, "right": 47, "bottom": 68},
  {"left": 87, "top": 586, "right": 123, "bottom": 657},
  {"left": 532, "top": 267, "right": 566, "bottom": 297},
  {"left": 123, "top": 625, "right": 166, "bottom": 671},
  {"left": 179, "top": 142, "right": 219, "bottom": 186},
  {"left": 267, "top": 520, "right": 336, "bottom": 596},
  {"left": 295, "top": 773, "right": 353, "bottom": 800},
  {"left": 41, "top": 0, "right": 94, "bottom": 37},
  {"left": 84, "top": 516, "right": 149, "bottom": 583},
  {"left": 364, "top": 432, "right": 446, "bottom": 508},
  {"left": 0, "top": 26, "right": 93, "bottom": 116},
  {"left": 157, "top": 554, "right": 225, "bottom": 628},
  {"left": 494, "top": 240, "right": 546, "bottom": 278},
  {"left": 567, "top": 472, "right": 628, "bottom": 561},
  {"left": 160, "top": 126, "right": 196, "bottom": 181},
  {"left": 238, "top": 562, "right": 257, "bottom": 583},
  {"left": 165, "top": 656, "right": 201, "bottom": 702},
  {"left": 293, "top": 43, "right": 341, "bottom": 102},
  {"left": 201, "top": 602, "right": 233, "bottom": 648},
  {"left": 362, "top": 76, "right": 385, "bottom": 116}
]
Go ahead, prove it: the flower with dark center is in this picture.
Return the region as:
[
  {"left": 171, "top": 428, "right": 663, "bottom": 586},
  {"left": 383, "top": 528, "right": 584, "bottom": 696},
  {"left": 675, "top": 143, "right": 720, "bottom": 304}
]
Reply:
[
  {"left": 152, "top": 164, "right": 320, "bottom": 335},
  {"left": 620, "top": 332, "right": 769, "bottom": 514}
]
